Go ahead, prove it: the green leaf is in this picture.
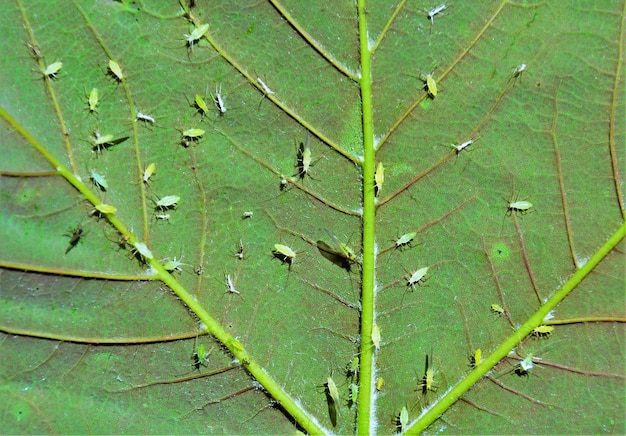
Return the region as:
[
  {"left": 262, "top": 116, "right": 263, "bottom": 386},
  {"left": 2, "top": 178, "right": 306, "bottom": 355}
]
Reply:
[{"left": 1, "top": 0, "right": 624, "bottom": 434}]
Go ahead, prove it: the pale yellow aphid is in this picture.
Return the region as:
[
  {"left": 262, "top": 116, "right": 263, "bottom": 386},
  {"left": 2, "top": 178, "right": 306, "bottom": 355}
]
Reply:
[
  {"left": 325, "top": 376, "right": 340, "bottom": 426},
  {"left": 407, "top": 266, "right": 429, "bottom": 290},
  {"left": 374, "top": 161, "right": 384, "bottom": 197},
  {"left": 143, "top": 163, "right": 156, "bottom": 184},
  {"left": 193, "top": 343, "right": 210, "bottom": 370},
  {"left": 398, "top": 406, "right": 409, "bottom": 431},
  {"left": 181, "top": 128, "right": 205, "bottom": 139},
  {"left": 184, "top": 23, "right": 209, "bottom": 49},
  {"left": 346, "top": 356, "right": 359, "bottom": 379},
  {"left": 470, "top": 348, "right": 483, "bottom": 369},
  {"left": 371, "top": 323, "right": 381, "bottom": 351},
  {"left": 108, "top": 60, "right": 123, "bottom": 81},
  {"left": 418, "top": 353, "right": 436, "bottom": 394},
  {"left": 133, "top": 241, "right": 153, "bottom": 260},
  {"left": 88, "top": 88, "right": 99, "bottom": 112},
  {"left": 490, "top": 303, "right": 504, "bottom": 314},
  {"left": 42, "top": 61, "right": 63, "bottom": 78},
  {"left": 424, "top": 73, "right": 437, "bottom": 97},
  {"left": 155, "top": 195, "right": 180, "bottom": 210},
  {"left": 506, "top": 198, "right": 533, "bottom": 216},
  {"left": 395, "top": 231, "right": 417, "bottom": 249},
  {"left": 93, "top": 131, "right": 114, "bottom": 146},
  {"left": 193, "top": 94, "right": 209, "bottom": 118},
  {"left": 348, "top": 383, "right": 358, "bottom": 406},
  {"left": 273, "top": 243, "right": 296, "bottom": 268},
  {"left": 376, "top": 377, "right": 384, "bottom": 391},
  {"left": 532, "top": 325, "right": 554, "bottom": 338},
  {"left": 95, "top": 204, "right": 117, "bottom": 214}
]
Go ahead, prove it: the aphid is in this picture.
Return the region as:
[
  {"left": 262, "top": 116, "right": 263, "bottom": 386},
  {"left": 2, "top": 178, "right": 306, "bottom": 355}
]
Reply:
[
  {"left": 133, "top": 242, "right": 153, "bottom": 259},
  {"left": 407, "top": 266, "right": 429, "bottom": 290},
  {"left": 42, "top": 61, "right": 63, "bottom": 79},
  {"left": 325, "top": 376, "right": 340, "bottom": 426},
  {"left": 279, "top": 176, "right": 289, "bottom": 191},
  {"left": 512, "top": 63, "right": 527, "bottom": 80},
  {"left": 89, "top": 168, "right": 108, "bottom": 191},
  {"left": 155, "top": 195, "right": 180, "bottom": 210},
  {"left": 325, "top": 229, "right": 359, "bottom": 264},
  {"left": 92, "top": 131, "right": 114, "bottom": 146},
  {"left": 27, "top": 43, "right": 42, "bottom": 61},
  {"left": 155, "top": 212, "right": 170, "bottom": 221},
  {"left": 235, "top": 239, "right": 245, "bottom": 260},
  {"left": 225, "top": 274, "right": 241, "bottom": 295},
  {"left": 181, "top": 128, "right": 205, "bottom": 140},
  {"left": 192, "top": 94, "right": 210, "bottom": 119},
  {"left": 532, "top": 325, "right": 554, "bottom": 338},
  {"left": 506, "top": 198, "right": 534, "bottom": 216},
  {"left": 192, "top": 343, "right": 210, "bottom": 370},
  {"left": 90, "top": 130, "right": 129, "bottom": 152},
  {"left": 184, "top": 23, "right": 209, "bottom": 49},
  {"left": 469, "top": 348, "right": 483, "bottom": 369},
  {"left": 242, "top": 211, "right": 253, "bottom": 219},
  {"left": 515, "top": 353, "right": 538, "bottom": 376},
  {"left": 374, "top": 161, "right": 384, "bottom": 197},
  {"left": 88, "top": 88, "right": 99, "bottom": 113},
  {"left": 143, "top": 163, "right": 156, "bottom": 184},
  {"left": 422, "top": 72, "right": 438, "bottom": 98},
  {"left": 272, "top": 243, "right": 296, "bottom": 268},
  {"left": 317, "top": 231, "right": 359, "bottom": 272},
  {"left": 395, "top": 231, "right": 417, "bottom": 249},
  {"left": 398, "top": 406, "right": 409, "bottom": 432},
  {"left": 376, "top": 377, "right": 384, "bottom": 391},
  {"left": 213, "top": 83, "right": 226, "bottom": 115},
  {"left": 257, "top": 77, "right": 275, "bottom": 95},
  {"left": 418, "top": 354, "right": 436, "bottom": 394},
  {"left": 346, "top": 356, "right": 359, "bottom": 379},
  {"left": 108, "top": 59, "right": 123, "bottom": 82},
  {"left": 317, "top": 229, "right": 359, "bottom": 272},
  {"left": 371, "top": 323, "right": 381, "bottom": 351},
  {"left": 295, "top": 132, "right": 312, "bottom": 179},
  {"left": 425, "top": 3, "right": 446, "bottom": 24},
  {"left": 135, "top": 110, "right": 155, "bottom": 124},
  {"left": 65, "top": 225, "right": 84, "bottom": 254},
  {"left": 164, "top": 255, "right": 185, "bottom": 272},
  {"left": 452, "top": 137, "right": 477, "bottom": 154},
  {"left": 95, "top": 203, "right": 117, "bottom": 214},
  {"left": 490, "top": 303, "right": 504, "bottom": 315},
  {"left": 348, "top": 383, "right": 358, "bottom": 407}
]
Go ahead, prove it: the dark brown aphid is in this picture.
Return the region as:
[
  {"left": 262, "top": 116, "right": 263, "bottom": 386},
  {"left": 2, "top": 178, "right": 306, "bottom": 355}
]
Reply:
[{"left": 65, "top": 225, "right": 84, "bottom": 254}]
